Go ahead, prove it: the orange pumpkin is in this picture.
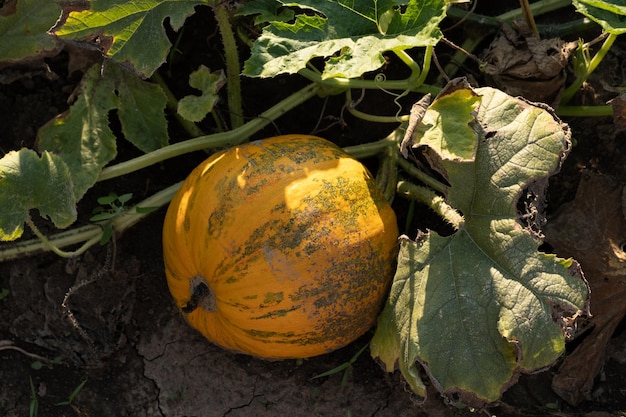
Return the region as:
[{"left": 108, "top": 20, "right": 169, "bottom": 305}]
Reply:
[{"left": 162, "top": 135, "right": 398, "bottom": 359}]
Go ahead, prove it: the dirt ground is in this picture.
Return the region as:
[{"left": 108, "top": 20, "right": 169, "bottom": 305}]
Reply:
[{"left": 2, "top": 4, "right": 626, "bottom": 417}]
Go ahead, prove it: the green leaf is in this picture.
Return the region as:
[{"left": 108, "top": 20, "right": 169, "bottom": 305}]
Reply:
[
  {"left": 371, "top": 86, "right": 590, "bottom": 404},
  {"left": 416, "top": 86, "right": 481, "bottom": 161},
  {"left": 135, "top": 205, "right": 160, "bottom": 214},
  {"left": 97, "top": 193, "right": 119, "bottom": 205},
  {"left": 0, "top": 0, "right": 61, "bottom": 63},
  {"left": 237, "top": 0, "right": 295, "bottom": 25},
  {"left": 52, "top": 0, "right": 206, "bottom": 78},
  {"left": 69, "top": 379, "right": 87, "bottom": 402},
  {"left": 0, "top": 149, "right": 76, "bottom": 241},
  {"left": 177, "top": 66, "right": 226, "bottom": 122},
  {"left": 243, "top": 0, "right": 446, "bottom": 79},
  {"left": 115, "top": 66, "right": 169, "bottom": 152},
  {"left": 573, "top": 0, "right": 626, "bottom": 34},
  {"left": 37, "top": 63, "right": 168, "bottom": 201},
  {"left": 89, "top": 212, "right": 114, "bottom": 222},
  {"left": 117, "top": 192, "right": 133, "bottom": 204}
]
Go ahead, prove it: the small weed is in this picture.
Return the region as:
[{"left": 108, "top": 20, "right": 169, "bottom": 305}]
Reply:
[
  {"left": 90, "top": 192, "right": 159, "bottom": 244},
  {"left": 90, "top": 192, "right": 133, "bottom": 244},
  {"left": 545, "top": 400, "right": 561, "bottom": 410},
  {"left": 167, "top": 390, "right": 189, "bottom": 402},
  {"left": 91, "top": 192, "right": 134, "bottom": 221},
  {"left": 31, "top": 356, "right": 63, "bottom": 370},
  {"left": 0, "top": 288, "right": 9, "bottom": 301},
  {"left": 310, "top": 343, "right": 368, "bottom": 388},
  {"left": 55, "top": 379, "right": 87, "bottom": 406},
  {"left": 29, "top": 377, "right": 38, "bottom": 417}
]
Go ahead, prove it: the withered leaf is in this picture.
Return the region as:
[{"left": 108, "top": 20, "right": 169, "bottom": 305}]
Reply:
[{"left": 545, "top": 171, "right": 626, "bottom": 405}]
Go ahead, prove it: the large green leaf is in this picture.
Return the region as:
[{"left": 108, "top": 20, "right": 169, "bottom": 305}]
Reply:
[
  {"left": 37, "top": 63, "right": 167, "bottom": 201},
  {"left": 572, "top": 0, "right": 626, "bottom": 34},
  {"left": 0, "top": 149, "right": 76, "bottom": 241},
  {"left": 237, "top": 0, "right": 295, "bottom": 25},
  {"left": 0, "top": 0, "right": 61, "bottom": 63},
  {"left": 371, "top": 86, "right": 590, "bottom": 404},
  {"left": 52, "top": 0, "right": 206, "bottom": 78},
  {"left": 243, "top": 0, "right": 446, "bottom": 79}
]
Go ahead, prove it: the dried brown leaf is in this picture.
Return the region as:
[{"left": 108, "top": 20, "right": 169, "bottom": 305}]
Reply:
[
  {"left": 482, "top": 22, "right": 576, "bottom": 106},
  {"left": 608, "top": 94, "right": 626, "bottom": 132},
  {"left": 544, "top": 171, "right": 626, "bottom": 405}
]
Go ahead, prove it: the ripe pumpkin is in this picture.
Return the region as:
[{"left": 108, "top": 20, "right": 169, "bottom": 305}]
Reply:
[{"left": 162, "top": 135, "right": 399, "bottom": 359}]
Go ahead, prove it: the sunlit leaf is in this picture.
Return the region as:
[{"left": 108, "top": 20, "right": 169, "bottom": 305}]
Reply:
[
  {"left": 52, "top": 0, "right": 206, "bottom": 78},
  {"left": 243, "top": 0, "right": 446, "bottom": 79},
  {"left": 237, "top": 0, "right": 295, "bottom": 25}
]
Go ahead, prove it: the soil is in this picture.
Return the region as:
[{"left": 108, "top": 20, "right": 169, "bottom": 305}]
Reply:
[{"left": 2, "top": 3, "right": 626, "bottom": 417}]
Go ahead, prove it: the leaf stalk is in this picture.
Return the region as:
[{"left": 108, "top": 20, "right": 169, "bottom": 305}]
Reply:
[
  {"left": 1, "top": 183, "right": 182, "bottom": 262},
  {"left": 214, "top": 4, "right": 244, "bottom": 129},
  {"left": 560, "top": 33, "right": 618, "bottom": 105},
  {"left": 98, "top": 83, "right": 320, "bottom": 181},
  {"left": 396, "top": 181, "right": 464, "bottom": 230}
]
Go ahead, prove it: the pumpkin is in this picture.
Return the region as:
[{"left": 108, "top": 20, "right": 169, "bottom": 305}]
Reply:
[{"left": 162, "top": 135, "right": 399, "bottom": 359}]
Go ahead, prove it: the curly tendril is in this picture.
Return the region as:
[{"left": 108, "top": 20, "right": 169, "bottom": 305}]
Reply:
[{"left": 373, "top": 73, "right": 410, "bottom": 121}]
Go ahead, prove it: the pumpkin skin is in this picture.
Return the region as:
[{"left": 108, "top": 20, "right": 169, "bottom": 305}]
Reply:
[{"left": 162, "top": 135, "right": 398, "bottom": 359}]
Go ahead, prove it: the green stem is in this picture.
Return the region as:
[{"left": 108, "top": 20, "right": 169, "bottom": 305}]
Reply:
[
  {"left": 25, "top": 215, "right": 101, "bottom": 259},
  {"left": 98, "top": 83, "right": 320, "bottom": 181},
  {"left": 396, "top": 181, "right": 464, "bottom": 230},
  {"left": 393, "top": 48, "right": 422, "bottom": 83},
  {"left": 541, "top": 18, "right": 597, "bottom": 38},
  {"left": 343, "top": 138, "right": 397, "bottom": 159},
  {"left": 345, "top": 89, "right": 411, "bottom": 123},
  {"left": 376, "top": 146, "right": 399, "bottom": 203},
  {"left": 344, "top": 127, "right": 450, "bottom": 194},
  {"left": 346, "top": 106, "right": 409, "bottom": 124},
  {"left": 414, "top": 45, "right": 433, "bottom": 87},
  {"left": 445, "top": 9, "right": 593, "bottom": 38},
  {"left": 560, "top": 33, "right": 618, "bottom": 105},
  {"left": 1, "top": 183, "right": 182, "bottom": 262},
  {"left": 497, "top": 0, "right": 572, "bottom": 22},
  {"left": 396, "top": 156, "right": 448, "bottom": 195},
  {"left": 298, "top": 68, "right": 404, "bottom": 90},
  {"left": 557, "top": 105, "right": 613, "bottom": 117},
  {"left": 298, "top": 69, "right": 439, "bottom": 95},
  {"left": 214, "top": 5, "right": 244, "bottom": 129},
  {"left": 342, "top": 129, "right": 402, "bottom": 159}
]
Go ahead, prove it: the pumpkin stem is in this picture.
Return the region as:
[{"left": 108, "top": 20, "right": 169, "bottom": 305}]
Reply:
[{"left": 182, "top": 277, "right": 216, "bottom": 313}]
